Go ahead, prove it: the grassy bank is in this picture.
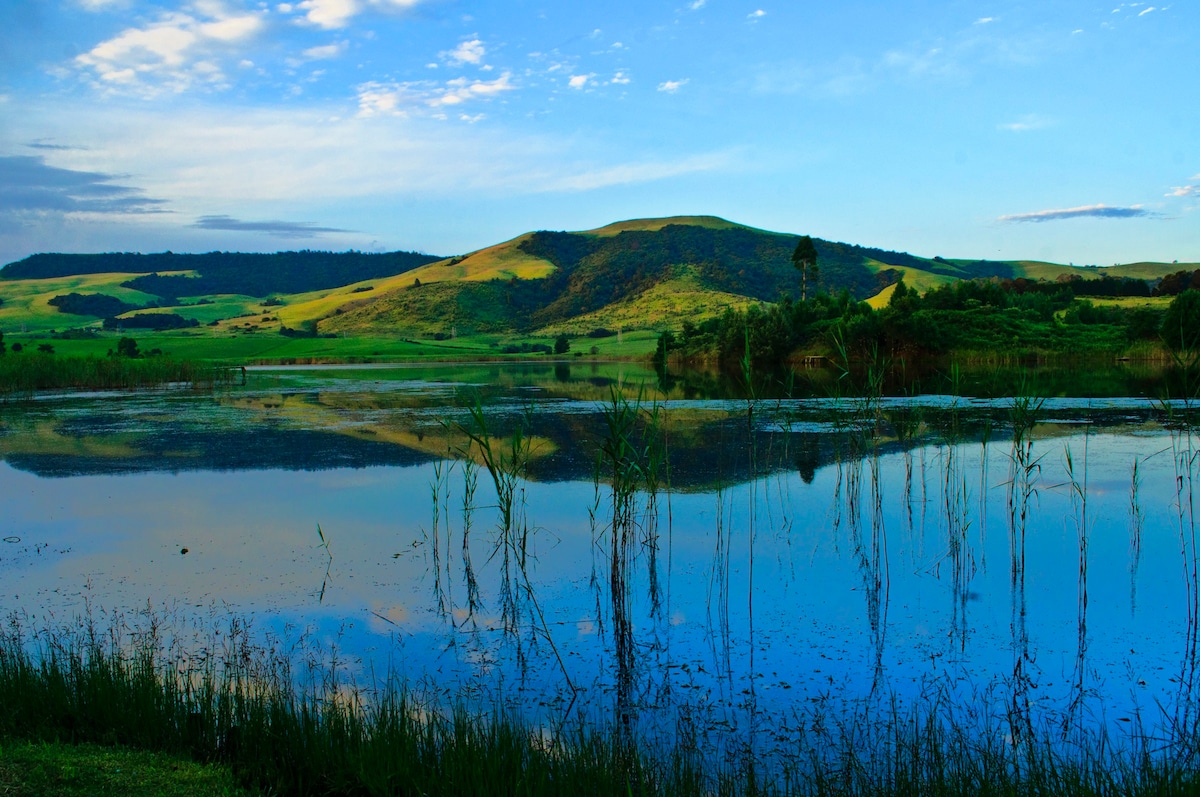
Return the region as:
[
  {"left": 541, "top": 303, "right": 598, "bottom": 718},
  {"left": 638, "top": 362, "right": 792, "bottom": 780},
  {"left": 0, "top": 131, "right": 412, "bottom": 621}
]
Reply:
[
  {"left": 0, "top": 741, "right": 251, "bottom": 797},
  {"left": 2, "top": 618, "right": 1199, "bottom": 796}
]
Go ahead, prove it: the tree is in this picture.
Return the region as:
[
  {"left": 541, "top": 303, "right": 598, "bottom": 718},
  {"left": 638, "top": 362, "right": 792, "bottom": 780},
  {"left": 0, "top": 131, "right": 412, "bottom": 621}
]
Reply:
[
  {"left": 116, "top": 336, "right": 141, "bottom": 358},
  {"left": 0, "top": 329, "right": 5, "bottom": 355},
  {"left": 1161, "top": 289, "right": 1200, "bottom": 353},
  {"left": 791, "top": 235, "right": 819, "bottom": 302},
  {"left": 554, "top": 334, "right": 570, "bottom": 354}
]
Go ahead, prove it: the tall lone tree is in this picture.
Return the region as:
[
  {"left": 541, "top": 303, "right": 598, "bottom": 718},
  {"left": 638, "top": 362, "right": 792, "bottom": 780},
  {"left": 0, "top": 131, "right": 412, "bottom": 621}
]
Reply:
[{"left": 791, "top": 235, "right": 819, "bottom": 302}]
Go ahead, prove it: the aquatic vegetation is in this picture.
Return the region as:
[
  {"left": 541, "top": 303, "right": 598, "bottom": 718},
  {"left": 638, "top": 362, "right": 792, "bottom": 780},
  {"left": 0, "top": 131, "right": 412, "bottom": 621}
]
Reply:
[{"left": 0, "top": 352, "right": 233, "bottom": 398}]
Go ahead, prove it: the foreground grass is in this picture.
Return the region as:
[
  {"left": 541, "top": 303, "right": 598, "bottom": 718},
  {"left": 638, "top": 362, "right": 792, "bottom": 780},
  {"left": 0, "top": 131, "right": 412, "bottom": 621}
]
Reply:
[
  {"left": 3, "top": 619, "right": 1200, "bottom": 796},
  {"left": 0, "top": 741, "right": 252, "bottom": 797}
]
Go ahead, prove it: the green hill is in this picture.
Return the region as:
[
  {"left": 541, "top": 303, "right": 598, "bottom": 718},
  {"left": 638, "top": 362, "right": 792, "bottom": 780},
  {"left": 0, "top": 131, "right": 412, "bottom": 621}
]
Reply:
[
  {"left": 323, "top": 219, "right": 978, "bottom": 335},
  {"left": 0, "top": 216, "right": 1195, "bottom": 343}
]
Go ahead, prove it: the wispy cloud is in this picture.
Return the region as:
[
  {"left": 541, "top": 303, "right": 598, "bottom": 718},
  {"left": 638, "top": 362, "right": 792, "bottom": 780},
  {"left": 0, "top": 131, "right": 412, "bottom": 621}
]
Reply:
[
  {"left": 26, "top": 141, "right": 84, "bottom": 152},
  {"left": 1138, "top": 6, "right": 1156, "bottom": 15},
  {"left": 1167, "top": 183, "right": 1199, "bottom": 198},
  {"left": 301, "top": 41, "right": 348, "bottom": 60},
  {"left": 657, "top": 78, "right": 688, "bottom": 93},
  {"left": 568, "top": 74, "right": 591, "bottom": 89},
  {"left": 535, "top": 152, "right": 731, "bottom": 192},
  {"left": 688, "top": 0, "right": 706, "bottom": 9},
  {"left": 73, "top": 6, "right": 265, "bottom": 95},
  {"left": 975, "top": 16, "right": 996, "bottom": 24},
  {"left": 747, "top": 9, "right": 766, "bottom": 20},
  {"left": 610, "top": 70, "right": 631, "bottom": 85},
  {"left": 191, "top": 214, "right": 350, "bottom": 237},
  {"left": 0, "top": 155, "right": 167, "bottom": 215},
  {"left": 356, "top": 72, "right": 515, "bottom": 116},
  {"left": 999, "top": 204, "right": 1152, "bottom": 223},
  {"left": 998, "top": 114, "right": 1052, "bottom": 132}
]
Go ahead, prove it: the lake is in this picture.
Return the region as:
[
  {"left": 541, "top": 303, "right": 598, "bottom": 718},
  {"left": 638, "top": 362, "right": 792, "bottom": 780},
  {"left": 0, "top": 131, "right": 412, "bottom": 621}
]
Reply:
[{"left": 2, "top": 360, "right": 1198, "bottom": 770}]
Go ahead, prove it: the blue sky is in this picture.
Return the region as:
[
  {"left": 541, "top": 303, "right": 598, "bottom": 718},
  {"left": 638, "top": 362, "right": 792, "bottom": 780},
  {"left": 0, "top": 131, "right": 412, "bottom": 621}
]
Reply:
[{"left": 0, "top": 0, "right": 1197, "bottom": 267}]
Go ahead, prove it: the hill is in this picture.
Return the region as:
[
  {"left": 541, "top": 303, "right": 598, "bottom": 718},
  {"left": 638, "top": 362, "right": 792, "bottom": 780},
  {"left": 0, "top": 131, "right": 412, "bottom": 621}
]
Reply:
[
  {"left": 0, "top": 217, "right": 1194, "bottom": 343},
  {"left": 321, "top": 218, "right": 985, "bottom": 336}
]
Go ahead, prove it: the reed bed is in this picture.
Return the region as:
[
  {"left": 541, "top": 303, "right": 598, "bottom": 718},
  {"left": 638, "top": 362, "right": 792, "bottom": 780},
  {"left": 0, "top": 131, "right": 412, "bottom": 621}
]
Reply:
[
  {"left": 3, "top": 613, "right": 1200, "bottom": 796},
  {"left": 0, "top": 353, "right": 234, "bottom": 398}
]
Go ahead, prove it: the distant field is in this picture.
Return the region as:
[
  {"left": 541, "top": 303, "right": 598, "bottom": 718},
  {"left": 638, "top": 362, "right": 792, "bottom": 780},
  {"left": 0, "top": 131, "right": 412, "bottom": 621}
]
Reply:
[
  {"left": 1088, "top": 296, "right": 1172, "bottom": 309},
  {"left": 3, "top": 327, "right": 658, "bottom": 363}
]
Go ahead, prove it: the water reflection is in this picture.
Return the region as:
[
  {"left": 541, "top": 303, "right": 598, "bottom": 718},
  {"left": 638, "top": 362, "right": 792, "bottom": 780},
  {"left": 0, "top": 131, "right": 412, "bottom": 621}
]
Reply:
[{"left": 3, "top": 361, "right": 1200, "bottom": 771}]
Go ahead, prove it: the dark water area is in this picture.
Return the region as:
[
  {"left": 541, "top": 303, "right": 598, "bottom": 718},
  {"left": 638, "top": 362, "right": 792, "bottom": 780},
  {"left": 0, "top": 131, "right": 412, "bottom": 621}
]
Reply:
[{"left": 2, "top": 360, "right": 1199, "bottom": 771}]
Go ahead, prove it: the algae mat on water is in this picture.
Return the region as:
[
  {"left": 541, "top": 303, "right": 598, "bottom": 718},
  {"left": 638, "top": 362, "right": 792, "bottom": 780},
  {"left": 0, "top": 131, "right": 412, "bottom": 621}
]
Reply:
[{"left": 0, "top": 741, "right": 252, "bottom": 797}]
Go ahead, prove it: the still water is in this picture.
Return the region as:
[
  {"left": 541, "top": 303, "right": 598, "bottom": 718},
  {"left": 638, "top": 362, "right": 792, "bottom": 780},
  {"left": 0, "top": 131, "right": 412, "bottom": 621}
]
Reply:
[{"left": 1, "top": 361, "right": 1198, "bottom": 762}]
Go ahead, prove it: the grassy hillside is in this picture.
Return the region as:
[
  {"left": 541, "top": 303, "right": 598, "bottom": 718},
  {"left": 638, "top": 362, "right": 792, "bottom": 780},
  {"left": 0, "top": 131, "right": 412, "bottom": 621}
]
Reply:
[{"left": 2, "top": 216, "right": 1195, "bottom": 360}]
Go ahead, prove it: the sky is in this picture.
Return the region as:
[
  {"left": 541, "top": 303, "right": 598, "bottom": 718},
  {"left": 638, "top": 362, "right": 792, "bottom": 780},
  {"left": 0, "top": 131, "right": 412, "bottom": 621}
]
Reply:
[{"left": 0, "top": 0, "right": 1197, "bottom": 267}]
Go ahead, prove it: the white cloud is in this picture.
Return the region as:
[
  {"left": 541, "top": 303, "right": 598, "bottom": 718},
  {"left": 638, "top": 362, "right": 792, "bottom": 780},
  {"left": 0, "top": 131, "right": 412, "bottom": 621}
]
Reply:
[
  {"left": 294, "top": 0, "right": 422, "bottom": 27},
  {"left": 748, "top": 9, "right": 766, "bottom": 19},
  {"left": 9, "top": 103, "right": 731, "bottom": 206},
  {"left": 657, "top": 79, "right": 688, "bottom": 93},
  {"left": 302, "top": 41, "right": 348, "bottom": 60},
  {"left": 296, "top": 0, "right": 357, "bottom": 29},
  {"left": 356, "top": 72, "right": 515, "bottom": 116},
  {"left": 974, "top": 16, "right": 996, "bottom": 24},
  {"left": 1138, "top": 6, "right": 1155, "bottom": 14},
  {"left": 568, "top": 74, "right": 590, "bottom": 89},
  {"left": 74, "top": 7, "right": 265, "bottom": 95},
  {"left": 1167, "top": 185, "right": 1199, "bottom": 198},
  {"left": 611, "top": 71, "right": 630, "bottom": 85},
  {"left": 78, "top": 0, "right": 126, "bottom": 9},
  {"left": 444, "top": 38, "right": 485, "bottom": 65},
  {"left": 688, "top": 0, "right": 706, "bottom": 9}
]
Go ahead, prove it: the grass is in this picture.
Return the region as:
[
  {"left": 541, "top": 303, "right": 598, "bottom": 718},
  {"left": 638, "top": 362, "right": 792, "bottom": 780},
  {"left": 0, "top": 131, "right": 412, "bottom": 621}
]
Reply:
[
  {"left": 0, "top": 741, "right": 252, "bottom": 797},
  {"left": 3, "top": 613, "right": 1200, "bottom": 796}
]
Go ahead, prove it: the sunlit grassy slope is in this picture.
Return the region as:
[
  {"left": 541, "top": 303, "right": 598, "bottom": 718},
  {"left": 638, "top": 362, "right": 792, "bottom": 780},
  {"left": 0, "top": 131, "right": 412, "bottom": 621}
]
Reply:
[
  {"left": 0, "top": 273, "right": 165, "bottom": 332},
  {"left": 537, "top": 270, "right": 757, "bottom": 335},
  {"left": 583, "top": 215, "right": 764, "bottom": 237}
]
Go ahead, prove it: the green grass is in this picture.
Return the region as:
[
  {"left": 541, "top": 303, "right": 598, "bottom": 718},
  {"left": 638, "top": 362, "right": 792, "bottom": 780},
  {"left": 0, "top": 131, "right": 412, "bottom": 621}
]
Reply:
[{"left": 0, "top": 741, "right": 252, "bottom": 797}]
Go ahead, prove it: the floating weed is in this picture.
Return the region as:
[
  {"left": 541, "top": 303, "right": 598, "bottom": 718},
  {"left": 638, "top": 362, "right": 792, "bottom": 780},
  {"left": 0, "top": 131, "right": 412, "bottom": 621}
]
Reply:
[{"left": 316, "top": 523, "right": 333, "bottom": 604}]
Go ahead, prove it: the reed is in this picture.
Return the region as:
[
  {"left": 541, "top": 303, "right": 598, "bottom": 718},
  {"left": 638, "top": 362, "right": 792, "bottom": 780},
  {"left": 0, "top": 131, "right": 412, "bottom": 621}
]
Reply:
[
  {"left": 0, "top": 353, "right": 234, "bottom": 398},
  {"left": 3, "top": 613, "right": 1198, "bottom": 796}
]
